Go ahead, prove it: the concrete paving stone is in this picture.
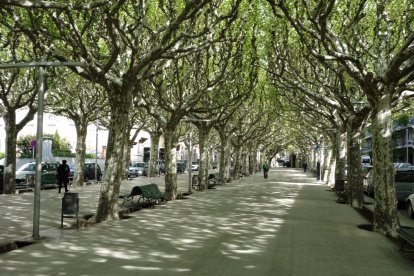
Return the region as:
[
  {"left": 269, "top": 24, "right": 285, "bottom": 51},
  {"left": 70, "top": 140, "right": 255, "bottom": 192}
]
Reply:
[{"left": 0, "top": 168, "right": 413, "bottom": 276}]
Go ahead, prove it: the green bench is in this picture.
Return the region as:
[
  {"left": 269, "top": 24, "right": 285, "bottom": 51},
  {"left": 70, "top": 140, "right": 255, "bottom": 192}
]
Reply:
[
  {"left": 139, "top": 184, "right": 167, "bottom": 207},
  {"left": 119, "top": 186, "right": 143, "bottom": 207}
]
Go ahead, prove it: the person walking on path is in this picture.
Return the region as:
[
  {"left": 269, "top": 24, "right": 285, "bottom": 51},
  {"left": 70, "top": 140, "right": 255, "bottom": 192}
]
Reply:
[
  {"left": 303, "top": 161, "right": 308, "bottom": 172},
  {"left": 262, "top": 161, "right": 270, "bottom": 179},
  {"left": 57, "top": 160, "right": 70, "bottom": 193}
]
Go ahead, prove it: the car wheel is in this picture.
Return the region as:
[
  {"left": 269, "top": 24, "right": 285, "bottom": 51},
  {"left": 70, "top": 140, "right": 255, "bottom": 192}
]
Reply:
[
  {"left": 97, "top": 174, "right": 102, "bottom": 181},
  {"left": 84, "top": 176, "right": 89, "bottom": 183},
  {"left": 408, "top": 201, "right": 414, "bottom": 219}
]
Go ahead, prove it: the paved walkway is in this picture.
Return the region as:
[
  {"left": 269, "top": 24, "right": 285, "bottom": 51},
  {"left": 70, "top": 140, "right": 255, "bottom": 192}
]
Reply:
[{"left": 0, "top": 168, "right": 413, "bottom": 275}]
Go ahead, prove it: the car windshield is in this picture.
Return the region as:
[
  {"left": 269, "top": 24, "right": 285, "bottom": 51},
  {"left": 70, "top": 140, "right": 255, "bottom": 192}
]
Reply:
[
  {"left": 132, "top": 162, "right": 145, "bottom": 168},
  {"left": 18, "top": 163, "right": 36, "bottom": 172},
  {"left": 394, "top": 163, "right": 413, "bottom": 168}
]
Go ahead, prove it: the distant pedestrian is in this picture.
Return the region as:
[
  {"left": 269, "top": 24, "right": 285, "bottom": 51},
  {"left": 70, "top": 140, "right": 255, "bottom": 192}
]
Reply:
[
  {"left": 262, "top": 162, "right": 270, "bottom": 179},
  {"left": 303, "top": 162, "right": 308, "bottom": 172},
  {"left": 57, "top": 160, "right": 70, "bottom": 193}
]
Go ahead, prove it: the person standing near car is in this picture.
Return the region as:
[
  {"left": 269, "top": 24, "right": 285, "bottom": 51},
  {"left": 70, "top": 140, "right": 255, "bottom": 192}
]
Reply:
[
  {"left": 262, "top": 161, "right": 270, "bottom": 179},
  {"left": 57, "top": 160, "right": 70, "bottom": 193}
]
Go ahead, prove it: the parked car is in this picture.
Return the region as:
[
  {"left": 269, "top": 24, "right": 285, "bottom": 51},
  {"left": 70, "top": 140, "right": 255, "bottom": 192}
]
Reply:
[
  {"left": 394, "top": 163, "right": 414, "bottom": 171},
  {"left": 191, "top": 161, "right": 199, "bottom": 171},
  {"left": 364, "top": 169, "right": 414, "bottom": 202},
  {"left": 362, "top": 166, "right": 373, "bottom": 196},
  {"left": 129, "top": 162, "right": 146, "bottom": 177},
  {"left": 177, "top": 161, "right": 187, "bottom": 173},
  {"left": 407, "top": 193, "right": 414, "bottom": 219},
  {"left": 70, "top": 162, "right": 102, "bottom": 182},
  {"left": 362, "top": 155, "right": 371, "bottom": 166},
  {"left": 282, "top": 159, "right": 291, "bottom": 167},
  {"left": 394, "top": 170, "right": 414, "bottom": 202},
  {"left": 143, "top": 161, "right": 165, "bottom": 176},
  {"left": 128, "top": 165, "right": 140, "bottom": 178},
  {"left": 15, "top": 161, "right": 60, "bottom": 189}
]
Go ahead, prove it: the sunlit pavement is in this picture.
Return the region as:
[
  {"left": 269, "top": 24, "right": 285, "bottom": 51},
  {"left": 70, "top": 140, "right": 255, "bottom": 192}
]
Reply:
[{"left": 1, "top": 168, "right": 414, "bottom": 275}]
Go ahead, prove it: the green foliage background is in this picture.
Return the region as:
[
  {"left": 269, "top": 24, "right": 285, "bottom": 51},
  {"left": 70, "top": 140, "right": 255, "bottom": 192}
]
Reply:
[{"left": 17, "top": 131, "right": 73, "bottom": 158}]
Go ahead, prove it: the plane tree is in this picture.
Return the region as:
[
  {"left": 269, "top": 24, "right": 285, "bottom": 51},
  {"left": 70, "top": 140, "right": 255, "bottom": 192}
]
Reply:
[
  {"left": 142, "top": 115, "right": 163, "bottom": 178},
  {"left": 0, "top": 68, "right": 38, "bottom": 194},
  {"left": 139, "top": 25, "right": 243, "bottom": 198},
  {"left": 0, "top": 0, "right": 243, "bottom": 221},
  {"left": 0, "top": 18, "right": 40, "bottom": 193},
  {"left": 45, "top": 71, "right": 108, "bottom": 185},
  {"left": 265, "top": 19, "right": 372, "bottom": 207},
  {"left": 265, "top": 0, "right": 414, "bottom": 235},
  {"left": 189, "top": 29, "right": 258, "bottom": 190}
]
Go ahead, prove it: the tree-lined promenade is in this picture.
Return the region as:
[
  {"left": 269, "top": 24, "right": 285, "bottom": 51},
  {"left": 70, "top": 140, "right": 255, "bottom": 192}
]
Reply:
[{"left": 0, "top": 1, "right": 413, "bottom": 238}]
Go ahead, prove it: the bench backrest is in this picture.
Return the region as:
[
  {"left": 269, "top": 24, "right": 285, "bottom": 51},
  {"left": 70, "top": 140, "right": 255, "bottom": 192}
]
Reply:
[
  {"left": 130, "top": 186, "right": 142, "bottom": 197},
  {"left": 148, "top": 183, "right": 163, "bottom": 196},
  {"left": 140, "top": 184, "right": 164, "bottom": 198}
]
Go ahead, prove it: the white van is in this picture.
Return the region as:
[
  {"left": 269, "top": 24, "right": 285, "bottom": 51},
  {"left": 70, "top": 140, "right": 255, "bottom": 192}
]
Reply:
[{"left": 362, "top": 155, "right": 371, "bottom": 166}]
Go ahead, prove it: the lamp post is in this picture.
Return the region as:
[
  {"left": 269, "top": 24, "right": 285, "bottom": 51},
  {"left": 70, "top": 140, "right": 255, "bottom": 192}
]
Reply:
[{"left": 0, "top": 60, "right": 85, "bottom": 240}]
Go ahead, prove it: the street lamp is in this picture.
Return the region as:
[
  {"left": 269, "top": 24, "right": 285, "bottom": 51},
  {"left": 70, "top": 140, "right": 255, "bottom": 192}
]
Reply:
[{"left": 0, "top": 60, "right": 86, "bottom": 240}]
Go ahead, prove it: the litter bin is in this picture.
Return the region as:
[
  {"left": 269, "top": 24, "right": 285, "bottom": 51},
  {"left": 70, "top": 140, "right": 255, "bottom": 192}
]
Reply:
[{"left": 25, "top": 174, "right": 35, "bottom": 188}]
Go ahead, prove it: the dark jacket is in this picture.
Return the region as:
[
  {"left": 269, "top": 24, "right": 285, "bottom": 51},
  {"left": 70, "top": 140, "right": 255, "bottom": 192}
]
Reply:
[{"left": 57, "top": 163, "right": 70, "bottom": 181}]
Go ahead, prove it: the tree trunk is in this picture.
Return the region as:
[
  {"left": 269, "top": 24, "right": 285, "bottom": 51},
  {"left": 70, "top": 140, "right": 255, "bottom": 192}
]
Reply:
[
  {"left": 233, "top": 144, "right": 242, "bottom": 179},
  {"left": 163, "top": 128, "right": 178, "bottom": 200},
  {"left": 74, "top": 123, "right": 87, "bottom": 186},
  {"left": 218, "top": 131, "right": 227, "bottom": 182},
  {"left": 372, "top": 93, "right": 399, "bottom": 237},
  {"left": 3, "top": 112, "right": 17, "bottom": 194},
  {"left": 122, "top": 128, "right": 131, "bottom": 180},
  {"left": 94, "top": 89, "right": 131, "bottom": 223},
  {"left": 149, "top": 134, "right": 160, "bottom": 177},
  {"left": 347, "top": 110, "right": 370, "bottom": 208},
  {"left": 249, "top": 144, "right": 257, "bottom": 175},
  {"left": 326, "top": 146, "right": 336, "bottom": 187},
  {"left": 198, "top": 124, "right": 209, "bottom": 191},
  {"left": 335, "top": 129, "right": 347, "bottom": 187},
  {"left": 347, "top": 123, "right": 365, "bottom": 208},
  {"left": 242, "top": 152, "right": 248, "bottom": 175}
]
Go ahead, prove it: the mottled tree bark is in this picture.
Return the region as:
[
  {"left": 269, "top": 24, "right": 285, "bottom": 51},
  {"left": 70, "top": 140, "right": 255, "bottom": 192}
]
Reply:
[
  {"left": 74, "top": 122, "right": 87, "bottom": 185},
  {"left": 232, "top": 145, "right": 242, "bottom": 179},
  {"left": 94, "top": 89, "right": 131, "bottom": 223},
  {"left": 335, "top": 130, "right": 347, "bottom": 189},
  {"left": 198, "top": 124, "right": 210, "bottom": 191},
  {"left": 163, "top": 128, "right": 178, "bottom": 200},
  {"left": 371, "top": 93, "right": 399, "bottom": 236},
  {"left": 3, "top": 112, "right": 18, "bottom": 194},
  {"left": 149, "top": 134, "right": 160, "bottom": 177},
  {"left": 347, "top": 109, "right": 369, "bottom": 208}
]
